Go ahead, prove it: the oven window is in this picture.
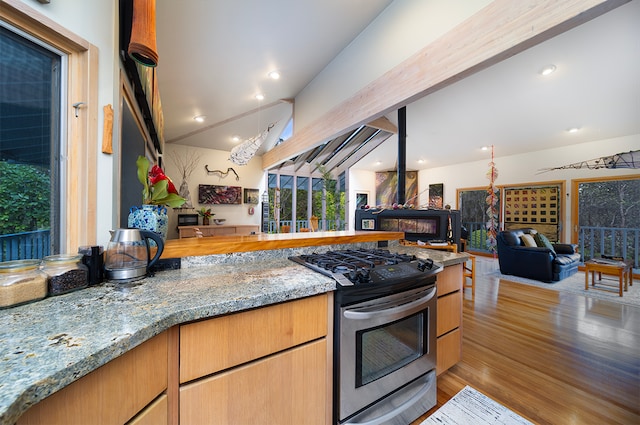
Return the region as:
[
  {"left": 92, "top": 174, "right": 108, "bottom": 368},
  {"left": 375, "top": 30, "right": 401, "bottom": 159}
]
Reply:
[{"left": 356, "top": 312, "right": 425, "bottom": 387}]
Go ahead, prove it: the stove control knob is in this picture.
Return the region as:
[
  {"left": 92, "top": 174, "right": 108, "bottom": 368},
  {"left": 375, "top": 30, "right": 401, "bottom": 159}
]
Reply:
[
  {"left": 359, "top": 269, "right": 371, "bottom": 283},
  {"left": 417, "top": 259, "right": 434, "bottom": 272}
]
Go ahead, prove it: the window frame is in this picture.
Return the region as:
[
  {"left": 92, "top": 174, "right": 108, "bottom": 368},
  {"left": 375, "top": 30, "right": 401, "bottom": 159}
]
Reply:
[{"left": 1, "top": 0, "right": 98, "bottom": 252}]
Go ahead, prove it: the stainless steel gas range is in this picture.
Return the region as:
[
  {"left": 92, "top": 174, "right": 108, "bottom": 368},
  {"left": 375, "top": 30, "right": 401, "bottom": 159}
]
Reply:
[{"left": 289, "top": 248, "right": 442, "bottom": 425}]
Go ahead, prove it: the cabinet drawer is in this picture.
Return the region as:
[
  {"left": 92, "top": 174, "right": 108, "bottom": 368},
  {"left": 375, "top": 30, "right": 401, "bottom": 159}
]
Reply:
[
  {"left": 437, "top": 263, "right": 462, "bottom": 296},
  {"left": 18, "top": 332, "right": 168, "bottom": 425},
  {"left": 180, "top": 294, "right": 328, "bottom": 383},
  {"left": 180, "top": 340, "right": 327, "bottom": 425},
  {"left": 127, "top": 394, "right": 167, "bottom": 425},
  {"left": 437, "top": 328, "right": 461, "bottom": 375},
  {"left": 437, "top": 290, "right": 461, "bottom": 336}
]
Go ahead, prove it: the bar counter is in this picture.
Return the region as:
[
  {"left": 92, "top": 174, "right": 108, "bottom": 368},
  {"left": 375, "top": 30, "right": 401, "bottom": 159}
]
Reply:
[{"left": 161, "top": 230, "right": 405, "bottom": 258}]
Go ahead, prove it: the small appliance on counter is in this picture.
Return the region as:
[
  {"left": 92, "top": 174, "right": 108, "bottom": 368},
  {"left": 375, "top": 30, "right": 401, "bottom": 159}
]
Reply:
[
  {"left": 104, "top": 229, "right": 164, "bottom": 282},
  {"left": 78, "top": 245, "right": 104, "bottom": 285}
]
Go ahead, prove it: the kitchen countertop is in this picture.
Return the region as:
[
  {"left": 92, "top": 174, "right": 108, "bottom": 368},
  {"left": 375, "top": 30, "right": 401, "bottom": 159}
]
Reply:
[{"left": 0, "top": 242, "right": 467, "bottom": 424}]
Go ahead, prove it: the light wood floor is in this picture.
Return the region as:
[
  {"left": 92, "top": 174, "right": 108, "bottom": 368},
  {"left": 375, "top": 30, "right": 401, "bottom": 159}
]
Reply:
[{"left": 412, "top": 257, "right": 640, "bottom": 425}]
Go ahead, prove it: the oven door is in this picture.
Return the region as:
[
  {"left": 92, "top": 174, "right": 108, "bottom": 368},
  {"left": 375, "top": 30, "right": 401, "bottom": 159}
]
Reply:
[{"left": 338, "top": 284, "right": 437, "bottom": 423}]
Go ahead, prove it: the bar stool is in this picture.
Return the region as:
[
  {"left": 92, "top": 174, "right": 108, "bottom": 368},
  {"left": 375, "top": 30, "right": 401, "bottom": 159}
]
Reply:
[{"left": 463, "top": 254, "right": 476, "bottom": 295}]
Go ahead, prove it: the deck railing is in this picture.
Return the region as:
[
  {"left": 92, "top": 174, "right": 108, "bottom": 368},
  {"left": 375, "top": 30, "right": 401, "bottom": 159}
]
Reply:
[
  {"left": 0, "top": 230, "right": 51, "bottom": 262},
  {"left": 579, "top": 226, "right": 639, "bottom": 269},
  {"left": 267, "top": 219, "right": 345, "bottom": 233}
]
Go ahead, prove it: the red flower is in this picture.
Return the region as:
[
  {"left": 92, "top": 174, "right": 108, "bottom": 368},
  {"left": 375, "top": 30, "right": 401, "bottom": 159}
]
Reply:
[{"left": 149, "top": 165, "right": 178, "bottom": 194}]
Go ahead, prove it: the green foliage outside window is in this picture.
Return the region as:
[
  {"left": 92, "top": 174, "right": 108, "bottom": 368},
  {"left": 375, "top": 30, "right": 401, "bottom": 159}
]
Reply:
[{"left": 0, "top": 161, "right": 50, "bottom": 234}]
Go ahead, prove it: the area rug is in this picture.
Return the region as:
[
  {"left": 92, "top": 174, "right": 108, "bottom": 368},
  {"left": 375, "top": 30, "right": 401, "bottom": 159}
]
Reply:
[
  {"left": 486, "top": 266, "right": 640, "bottom": 307},
  {"left": 421, "top": 385, "right": 533, "bottom": 425}
]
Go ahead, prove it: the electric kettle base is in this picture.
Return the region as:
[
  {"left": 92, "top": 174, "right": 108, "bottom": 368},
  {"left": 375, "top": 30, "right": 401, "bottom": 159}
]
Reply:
[{"left": 105, "top": 267, "right": 148, "bottom": 281}]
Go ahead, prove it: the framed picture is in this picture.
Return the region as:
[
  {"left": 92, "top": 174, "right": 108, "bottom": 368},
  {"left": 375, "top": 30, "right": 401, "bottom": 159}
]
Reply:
[
  {"left": 429, "top": 183, "right": 444, "bottom": 208},
  {"left": 198, "top": 184, "right": 242, "bottom": 204},
  {"left": 356, "top": 192, "right": 369, "bottom": 209},
  {"left": 244, "top": 188, "right": 259, "bottom": 204}
]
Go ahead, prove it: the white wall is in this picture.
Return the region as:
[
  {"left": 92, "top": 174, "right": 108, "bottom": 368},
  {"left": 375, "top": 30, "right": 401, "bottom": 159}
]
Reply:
[
  {"left": 294, "top": 0, "right": 492, "bottom": 131},
  {"left": 348, "top": 168, "right": 377, "bottom": 229},
  {"left": 418, "top": 134, "right": 640, "bottom": 241},
  {"left": 163, "top": 144, "right": 265, "bottom": 239}
]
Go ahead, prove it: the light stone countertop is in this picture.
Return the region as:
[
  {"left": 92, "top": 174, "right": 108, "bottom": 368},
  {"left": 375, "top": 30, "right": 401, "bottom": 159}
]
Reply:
[{"left": 0, "top": 242, "right": 468, "bottom": 424}]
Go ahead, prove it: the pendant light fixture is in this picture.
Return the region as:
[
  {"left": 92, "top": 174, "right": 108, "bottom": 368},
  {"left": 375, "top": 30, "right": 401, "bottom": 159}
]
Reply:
[{"left": 128, "top": 0, "right": 159, "bottom": 67}]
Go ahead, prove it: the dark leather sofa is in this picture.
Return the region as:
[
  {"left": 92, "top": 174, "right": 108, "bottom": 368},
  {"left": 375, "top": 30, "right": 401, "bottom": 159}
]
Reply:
[{"left": 496, "top": 228, "right": 581, "bottom": 282}]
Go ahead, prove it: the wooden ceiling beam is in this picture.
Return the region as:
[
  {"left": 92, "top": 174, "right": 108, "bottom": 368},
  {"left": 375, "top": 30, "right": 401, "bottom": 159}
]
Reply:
[{"left": 262, "top": 0, "right": 627, "bottom": 170}]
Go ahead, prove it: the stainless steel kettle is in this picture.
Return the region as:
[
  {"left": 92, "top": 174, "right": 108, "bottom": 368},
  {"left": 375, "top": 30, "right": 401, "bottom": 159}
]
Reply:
[{"left": 104, "top": 229, "right": 164, "bottom": 281}]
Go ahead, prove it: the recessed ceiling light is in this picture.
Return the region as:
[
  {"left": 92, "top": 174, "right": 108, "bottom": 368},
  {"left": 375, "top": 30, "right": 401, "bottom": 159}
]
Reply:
[
  {"left": 567, "top": 127, "right": 580, "bottom": 133},
  {"left": 481, "top": 146, "right": 489, "bottom": 151},
  {"left": 255, "top": 93, "right": 265, "bottom": 101},
  {"left": 232, "top": 135, "right": 240, "bottom": 142},
  {"left": 417, "top": 159, "right": 425, "bottom": 164},
  {"left": 193, "top": 115, "right": 206, "bottom": 123},
  {"left": 268, "top": 70, "right": 280, "bottom": 80},
  {"left": 540, "top": 64, "right": 556, "bottom": 76},
  {"left": 375, "top": 161, "right": 382, "bottom": 166}
]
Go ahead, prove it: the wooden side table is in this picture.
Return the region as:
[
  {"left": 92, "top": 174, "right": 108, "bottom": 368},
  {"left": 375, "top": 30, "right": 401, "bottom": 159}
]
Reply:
[{"left": 584, "top": 258, "right": 633, "bottom": 297}]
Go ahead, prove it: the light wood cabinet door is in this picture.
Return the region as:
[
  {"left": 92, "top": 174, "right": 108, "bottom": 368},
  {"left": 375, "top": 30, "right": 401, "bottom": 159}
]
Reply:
[
  {"left": 437, "top": 290, "right": 462, "bottom": 336},
  {"left": 437, "top": 328, "right": 461, "bottom": 375},
  {"left": 180, "top": 340, "right": 328, "bottom": 425},
  {"left": 180, "top": 294, "right": 328, "bottom": 383},
  {"left": 18, "top": 332, "right": 168, "bottom": 425},
  {"left": 127, "top": 394, "right": 167, "bottom": 425},
  {"left": 436, "top": 263, "right": 462, "bottom": 296}
]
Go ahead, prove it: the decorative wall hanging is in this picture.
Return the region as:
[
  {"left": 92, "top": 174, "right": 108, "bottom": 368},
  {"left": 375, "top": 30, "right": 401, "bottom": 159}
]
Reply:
[
  {"left": 128, "top": 0, "right": 159, "bottom": 67},
  {"left": 198, "top": 185, "right": 242, "bottom": 205},
  {"left": 428, "top": 183, "right": 444, "bottom": 208},
  {"left": 486, "top": 146, "right": 499, "bottom": 254},
  {"left": 375, "top": 171, "right": 418, "bottom": 207},
  {"left": 244, "top": 188, "right": 259, "bottom": 204},
  {"left": 539, "top": 149, "right": 640, "bottom": 172},
  {"left": 229, "top": 124, "right": 274, "bottom": 166},
  {"left": 205, "top": 165, "right": 239, "bottom": 181}
]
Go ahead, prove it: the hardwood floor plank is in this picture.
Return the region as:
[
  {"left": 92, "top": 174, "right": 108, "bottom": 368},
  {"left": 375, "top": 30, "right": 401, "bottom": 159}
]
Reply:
[{"left": 412, "top": 258, "right": 640, "bottom": 425}]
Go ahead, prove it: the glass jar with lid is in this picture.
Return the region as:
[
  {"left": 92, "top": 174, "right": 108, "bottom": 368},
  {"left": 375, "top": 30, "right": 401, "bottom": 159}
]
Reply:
[
  {"left": 0, "top": 259, "right": 47, "bottom": 308},
  {"left": 42, "top": 254, "right": 89, "bottom": 295}
]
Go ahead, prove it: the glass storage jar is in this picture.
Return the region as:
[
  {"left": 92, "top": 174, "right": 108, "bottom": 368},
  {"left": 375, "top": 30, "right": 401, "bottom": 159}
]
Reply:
[
  {"left": 0, "top": 259, "right": 47, "bottom": 308},
  {"left": 42, "top": 254, "right": 89, "bottom": 295}
]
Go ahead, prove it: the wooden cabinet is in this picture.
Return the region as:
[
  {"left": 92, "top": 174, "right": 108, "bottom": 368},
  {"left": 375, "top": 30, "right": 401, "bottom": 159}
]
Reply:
[
  {"left": 180, "top": 340, "right": 327, "bottom": 425},
  {"left": 436, "top": 263, "right": 463, "bottom": 375},
  {"left": 127, "top": 395, "right": 167, "bottom": 425},
  {"left": 178, "top": 294, "right": 331, "bottom": 424},
  {"left": 178, "top": 225, "right": 259, "bottom": 238},
  {"left": 18, "top": 332, "right": 168, "bottom": 425}
]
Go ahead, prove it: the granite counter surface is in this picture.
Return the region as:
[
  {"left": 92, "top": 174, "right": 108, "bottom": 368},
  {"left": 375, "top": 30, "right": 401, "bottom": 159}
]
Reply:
[
  {"left": 0, "top": 242, "right": 467, "bottom": 424},
  {"left": 0, "top": 258, "right": 334, "bottom": 424}
]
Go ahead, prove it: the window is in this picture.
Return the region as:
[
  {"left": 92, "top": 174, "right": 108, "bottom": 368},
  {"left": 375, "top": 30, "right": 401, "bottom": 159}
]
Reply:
[
  {"left": 573, "top": 176, "right": 640, "bottom": 268},
  {"left": 1, "top": 1, "right": 98, "bottom": 258},
  {"left": 0, "top": 24, "right": 62, "bottom": 260}
]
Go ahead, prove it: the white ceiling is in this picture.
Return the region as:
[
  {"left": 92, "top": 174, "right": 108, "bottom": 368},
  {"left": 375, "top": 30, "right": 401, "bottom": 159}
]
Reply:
[{"left": 156, "top": 1, "right": 640, "bottom": 173}]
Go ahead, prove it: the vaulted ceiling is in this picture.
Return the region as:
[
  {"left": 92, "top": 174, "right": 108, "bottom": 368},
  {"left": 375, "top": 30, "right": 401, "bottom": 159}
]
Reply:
[{"left": 155, "top": 1, "right": 640, "bottom": 175}]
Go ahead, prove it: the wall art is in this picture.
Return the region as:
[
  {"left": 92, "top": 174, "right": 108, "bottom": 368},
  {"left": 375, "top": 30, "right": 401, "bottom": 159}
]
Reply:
[
  {"left": 375, "top": 171, "right": 418, "bottom": 206},
  {"left": 198, "top": 184, "right": 242, "bottom": 204},
  {"left": 244, "top": 188, "right": 259, "bottom": 204}
]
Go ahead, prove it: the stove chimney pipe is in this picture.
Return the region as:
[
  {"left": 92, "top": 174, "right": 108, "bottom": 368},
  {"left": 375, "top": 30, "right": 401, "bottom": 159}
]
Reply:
[{"left": 397, "top": 107, "right": 407, "bottom": 205}]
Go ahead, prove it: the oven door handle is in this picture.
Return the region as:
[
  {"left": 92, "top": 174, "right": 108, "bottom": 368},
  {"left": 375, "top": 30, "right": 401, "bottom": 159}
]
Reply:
[{"left": 343, "top": 286, "right": 436, "bottom": 320}]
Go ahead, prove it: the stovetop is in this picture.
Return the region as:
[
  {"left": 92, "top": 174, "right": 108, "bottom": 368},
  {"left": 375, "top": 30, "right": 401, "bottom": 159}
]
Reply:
[{"left": 289, "top": 248, "right": 441, "bottom": 287}]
